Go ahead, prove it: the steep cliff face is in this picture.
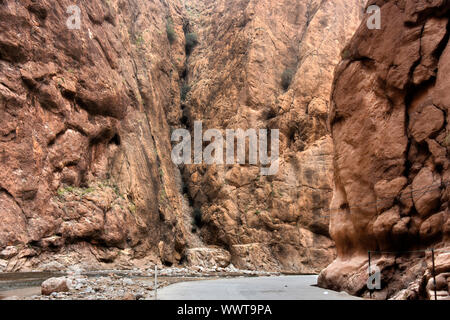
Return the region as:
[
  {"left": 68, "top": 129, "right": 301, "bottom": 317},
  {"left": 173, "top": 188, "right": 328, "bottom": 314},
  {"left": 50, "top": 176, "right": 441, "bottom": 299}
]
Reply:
[
  {"left": 0, "top": 0, "right": 191, "bottom": 271},
  {"left": 180, "top": 0, "right": 365, "bottom": 272},
  {"left": 0, "top": 0, "right": 366, "bottom": 273},
  {"left": 319, "top": 0, "right": 450, "bottom": 299}
]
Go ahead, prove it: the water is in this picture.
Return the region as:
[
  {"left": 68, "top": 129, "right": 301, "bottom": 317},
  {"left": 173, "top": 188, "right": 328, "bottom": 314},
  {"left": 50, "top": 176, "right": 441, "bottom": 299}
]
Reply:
[
  {"left": 0, "top": 270, "right": 190, "bottom": 299},
  {"left": 0, "top": 272, "right": 65, "bottom": 299},
  {"left": 0, "top": 269, "right": 250, "bottom": 299},
  {"left": 0, "top": 272, "right": 65, "bottom": 290}
]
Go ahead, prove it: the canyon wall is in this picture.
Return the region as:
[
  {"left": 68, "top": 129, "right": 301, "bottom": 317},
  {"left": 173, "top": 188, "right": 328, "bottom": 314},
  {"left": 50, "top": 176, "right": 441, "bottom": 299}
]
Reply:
[
  {"left": 0, "top": 0, "right": 364, "bottom": 273},
  {"left": 319, "top": 0, "right": 450, "bottom": 299},
  {"left": 180, "top": 0, "right": 365, "bottom": 272},
  {"left": 0, "top": 0, "right": 191, "bottom": 271}
]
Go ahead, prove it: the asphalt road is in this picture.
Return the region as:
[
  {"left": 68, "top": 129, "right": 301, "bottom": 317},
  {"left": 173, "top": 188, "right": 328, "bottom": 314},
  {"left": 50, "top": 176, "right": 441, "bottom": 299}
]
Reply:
[{"left": 157, "top": 275, "right": 361, "bottom": 300}]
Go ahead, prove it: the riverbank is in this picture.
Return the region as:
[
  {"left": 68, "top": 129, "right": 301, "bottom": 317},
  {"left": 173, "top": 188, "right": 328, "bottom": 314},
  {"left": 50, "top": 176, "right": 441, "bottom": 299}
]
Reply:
[{"left": 0, "top": 266, "right": 280, "bottom": 300}]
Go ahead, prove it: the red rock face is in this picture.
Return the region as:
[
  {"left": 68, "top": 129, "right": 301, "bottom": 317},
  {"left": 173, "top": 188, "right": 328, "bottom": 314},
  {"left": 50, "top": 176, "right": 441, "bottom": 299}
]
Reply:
[
  {"left": 0, "top": 0, "right": 191, "bottom": 270},
  {"left": 179, "top": 0, "right": 365, "bottom": 273},
  {"left": 319, "top": 0, "right": 450, "bottom": 299},
  {"left": 0, "top": 0, "right": 367, "bottom": 273}
]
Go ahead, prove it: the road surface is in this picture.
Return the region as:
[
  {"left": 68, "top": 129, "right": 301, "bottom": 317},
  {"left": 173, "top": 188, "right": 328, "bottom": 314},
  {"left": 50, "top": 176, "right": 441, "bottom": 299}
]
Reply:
[{"left": 157, "top": 275, "right": 361, "bottom": 300}]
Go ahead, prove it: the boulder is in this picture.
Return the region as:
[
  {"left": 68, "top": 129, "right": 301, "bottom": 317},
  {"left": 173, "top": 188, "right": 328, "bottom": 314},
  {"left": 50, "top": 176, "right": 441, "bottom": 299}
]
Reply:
[
  {"left": 409, "top": 105, "right": 445, "bottom": 143},
  {"left": 186, "top": 247, "right": 231, "bottom": 268},
  {"left": 420, "top": 212, "right": 445, "bottom": 242},
  {"left": 41, "top": 277, "right": 71, "bottom": 296},
  {"left": 0, "top": 246, "right": 18, "bottom": 259},
  {"left": 412, "top": 167, "right": 441, "bottom": 218}
]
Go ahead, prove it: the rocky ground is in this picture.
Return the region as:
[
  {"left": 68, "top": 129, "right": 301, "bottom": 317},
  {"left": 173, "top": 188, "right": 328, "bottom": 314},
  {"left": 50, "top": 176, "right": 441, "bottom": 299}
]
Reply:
[{"left": 1, "top": 265, "right": 280, "bottom": 300}]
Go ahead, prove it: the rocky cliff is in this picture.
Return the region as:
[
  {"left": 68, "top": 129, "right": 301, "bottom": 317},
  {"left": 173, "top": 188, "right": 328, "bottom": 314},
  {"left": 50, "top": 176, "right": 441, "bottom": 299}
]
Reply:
[
  {"left": 180, "top": 0, "right": 365, "bottom": 272},
  {"left": 0, "top": 0, "right": 191, "bottom": 271},
  {"left": 0, "top": 0, "right": 364, "bottom": 273},
  {"left": 319, "top": 0, "right": 450, "bottom": 299}
]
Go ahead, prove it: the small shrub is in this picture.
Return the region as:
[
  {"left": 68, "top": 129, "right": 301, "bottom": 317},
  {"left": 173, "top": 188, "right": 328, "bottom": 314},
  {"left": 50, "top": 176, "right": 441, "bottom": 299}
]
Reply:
[
  {"left": 81, "top": 187, "right": 94, "bottom": 196},
  {"left": 281, "top": 68, "right": 295, "bottom": 90},
  {"left": 57, "top": 186, "right": 71, "bottom": 197},
  {"left": 185, "top": 32, "right": 198, "bottom": 54},
  {"left": 181, "top": 83, "right": 191, "bottom": 101},
  {"left": 112, "top": 184, "right": 121, "bottom": 197},
  {"left": 445, "top": 133, "right": 450, "bottom": 146},
  {"left": 160, "top": 188, "right": 167, "bottom": 201},
  {"left": 166, "top": 18, "right": 176, "bottom": 44},
  {"left": 192, "top": 208, "right": 203, "bottom": 227},
  {"left": 135, "top": 33, "right": 144, "bottom": 47},
  {"left": 57, "top": 185, "right": 94, "bottom": 198},
  {"left": 341, "top": 48, "right": 351, "bottom": 60}
]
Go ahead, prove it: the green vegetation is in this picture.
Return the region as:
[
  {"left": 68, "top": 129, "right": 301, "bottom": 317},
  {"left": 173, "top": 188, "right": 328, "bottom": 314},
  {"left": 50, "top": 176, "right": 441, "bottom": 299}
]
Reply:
[
  {"left": 160, "top": 187, "right": 167, "bottom": 201},
  {"left": 181, "top": 83, "right": 191, "bottom": 101},
  {"left": 166, "top": 18, "right": 176, "bottom": 44},
  {"left": 56, "top": 180, "right": 140, "bottom": 215},
  {"left": 341, "top": 48, "right": 351, "bottom": 60},
  {"left": 192, "top": 208, "right": 203, "bottom": 227},
  {"left": 135, "top": 33, "right": 145, "bottom": 47},
  {"left": 185, "top": 32, "right": 198, "bottom": 54},
  {"left": 57, "top": 185, "right": 94, "bottom": 197},
  {"left": 445, "top": 132, "right": 450, "bottom": 146},
  {"left": 281, "top": 68, "right": 295, "bottom": 90},
  {"left": 57, "top": 186, "right": 73, "bottom": 196},
  {"left": 112, "top": 184, "right": 121, "bottom": 197}
]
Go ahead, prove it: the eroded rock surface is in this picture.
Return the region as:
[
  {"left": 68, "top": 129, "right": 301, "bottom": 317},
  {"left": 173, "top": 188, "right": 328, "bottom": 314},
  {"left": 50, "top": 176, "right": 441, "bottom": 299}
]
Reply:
[
  {"left": 319, "top": 0, "right": 450, "bottom": 299},
  {"left": 186, "top": 247, "right": 231, "bottom": 268},
  {"left": 180, "top": 0, "right": 365, "bottom": 272},
  {"left": 0, "top": 0, "right": 365, "bottom": 273},
  {"left": 0, "top": 0, "right": 191, "bottom": 270}
]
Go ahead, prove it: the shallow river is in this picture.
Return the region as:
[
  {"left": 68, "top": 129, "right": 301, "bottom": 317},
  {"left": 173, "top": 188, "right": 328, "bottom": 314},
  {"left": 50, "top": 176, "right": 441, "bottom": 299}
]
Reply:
[{"left": 0, "top": 272, "right": 66, "bottom": 299}]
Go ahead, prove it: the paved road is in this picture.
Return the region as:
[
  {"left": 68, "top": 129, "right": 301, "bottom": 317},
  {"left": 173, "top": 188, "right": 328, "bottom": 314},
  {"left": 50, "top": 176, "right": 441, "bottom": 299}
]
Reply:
[{"left": 157, "top": 275, "right": 361, "bottom": 300}]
